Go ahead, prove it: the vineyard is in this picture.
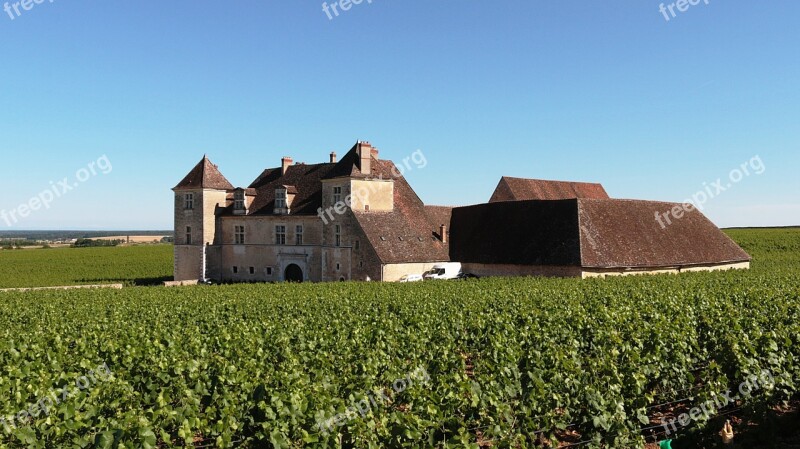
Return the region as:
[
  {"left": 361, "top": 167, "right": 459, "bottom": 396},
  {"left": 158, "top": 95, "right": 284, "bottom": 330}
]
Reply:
[
  {"left": 0, "top": 229, "right": 798, "bottom": 448},
  {"left": 0, "top": 245, "right": 173, "bottom": 289}
]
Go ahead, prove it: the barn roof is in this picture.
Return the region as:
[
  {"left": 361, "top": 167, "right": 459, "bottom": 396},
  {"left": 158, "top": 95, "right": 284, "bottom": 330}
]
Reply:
[
  {"left": 450, "top": 198, "right": 750, "bottom": 269},
  {"left": 174, "top": 156, "right": 235, "bottom": 191},
  {"left": 489, "top": 176, "right": 609, "bottom": 202},
  {"left": 577, "top": 199, "right": 750, "bottom": 268}
]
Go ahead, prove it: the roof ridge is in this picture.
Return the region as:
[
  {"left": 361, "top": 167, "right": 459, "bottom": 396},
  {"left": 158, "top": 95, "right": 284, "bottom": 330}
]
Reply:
[{"left": 174, "top": 156, "right": 234, "bottom": 191}]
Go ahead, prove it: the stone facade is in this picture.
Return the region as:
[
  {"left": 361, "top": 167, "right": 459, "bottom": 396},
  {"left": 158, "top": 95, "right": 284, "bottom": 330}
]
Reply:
[{"left": 172, "top": 143, "right": 451, "bottom": 283}]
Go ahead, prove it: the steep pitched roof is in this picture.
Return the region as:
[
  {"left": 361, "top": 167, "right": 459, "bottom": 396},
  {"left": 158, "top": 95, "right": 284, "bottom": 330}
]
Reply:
[
  {"left": 174, "top": 156, "right": 234, "bottom": 191},
  {"left": 577, "top": 199, "right": 750, "bottom": 268},
  {"left": 323, "top": 141, "right": 379, "bottom": 180},
  {"left": 450, "top": 198, "right": 750, "bottom": 269},
  {"left": 351, "top": 160, "right": 450, "bottom": 264},
  {"left": 238, "top": 143, "right": 381, "bottom": 216},
  {"left": 245, "top": 163, "right": 337, "bottom": 216},
  {"left": 490, "top": 176, "right": 609, "bottom": 202}
]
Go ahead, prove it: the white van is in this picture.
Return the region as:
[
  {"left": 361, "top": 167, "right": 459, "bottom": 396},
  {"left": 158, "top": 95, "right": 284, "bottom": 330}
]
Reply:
[{"left": 423, "top": 263, "right": 462, "bottom": 280}]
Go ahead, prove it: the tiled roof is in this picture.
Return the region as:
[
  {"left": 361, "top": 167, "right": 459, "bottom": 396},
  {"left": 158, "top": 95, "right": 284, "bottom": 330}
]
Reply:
[
  {"left": 577, "top": 199, "right": 750, "bottom": 268},
  {"left": 239, "top": 142, "right": 383, "bottom": 216},
  {"left": 324, "top": 142, "right": 379, "bottom": 179},
  {"left": 351, "top": 160, "right": 450, "bottom": 264},
  {"left": 245, "top": 163, "right": 336, "bottom": 216},
  {"left": 490, "top": 176, "right": 609, "bottom": 202},
  {"left": 174, "top": 156, "right": 234, "bottom": 191},
  {"left": 450, "top": 198, "right": 750, "bottom": 269}
]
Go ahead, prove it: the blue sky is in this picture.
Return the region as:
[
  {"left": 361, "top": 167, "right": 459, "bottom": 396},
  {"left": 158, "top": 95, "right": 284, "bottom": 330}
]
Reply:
[{"left": 0, "top": 0, "right": 797, "bottom": 230}]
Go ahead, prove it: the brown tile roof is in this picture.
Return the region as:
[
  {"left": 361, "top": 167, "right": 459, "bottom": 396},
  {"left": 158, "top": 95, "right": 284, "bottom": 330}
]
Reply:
[
  {"left": 174, "top": 156, "right": 234, "bottom": 191},
  {"left": 324, "top": 141, "right": 377, "bottom": 180},
  {"left": 489, "top": 176, "right": 609, "bottom": 202},
  {"left": 351, "top": 160, "right": 450, "bottom": 264},
  {"left": 245, "top": 163, "right": 336, "bottom": 216},
  {"left": 450, "top": 198, "right": 750, "bottom": 269},
  {"left": 239, "top": 142, "right": 384, "bottom": 216},
  {"left": 577, "top": 199, "right": 750, "bottom": 268}
]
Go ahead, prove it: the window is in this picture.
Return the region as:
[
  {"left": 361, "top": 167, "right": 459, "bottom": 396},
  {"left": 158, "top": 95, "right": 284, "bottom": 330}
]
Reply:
[
  {"left": 275, "top": 189, "right": 287, "bottom": 209},
  {"left": 233, "top": 266, "right": 239, "bottom": 274},
  {"left": 184, "top": 193, "right": 194, "bottom": 210},
  {"left": 335, "top": 225, "right": 341, "bottom": 247},
  {"left": 354, "top": 240, "right": 360, "bottom": 250},
  {"left": 360, "top": 261, "right": 364, "bottom": 268},
  {"left": 336, "top": 263, "right": 340, "bottom": 271},
  {"left": 234, "top": 225, "right": 245, "bottom": 245},
  {"left": 333, "top": 186, "right": 342, "bottom": 204},
  {"left": 185, "top": 226, "right": 192, "bottom": 245},
  {"left": 249, "top": 266, "right": 255, "bottom": 275},
  {"left": 295, "top": 225, "right": 303, "bottom": 245},
  {"left": 234, "top": 190, "right": 245, "bottom": 211},
  {"left": 276, "top": 225, "right": 286, "bottom": 245},
  {"left": 266, "top": 267, "right": 273, "bottom": 275}
]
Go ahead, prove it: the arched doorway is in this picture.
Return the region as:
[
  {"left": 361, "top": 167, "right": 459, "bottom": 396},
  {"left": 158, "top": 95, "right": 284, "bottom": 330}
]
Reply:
[{"left": 284, "top": 264, "right": 304, "bottom": 282}]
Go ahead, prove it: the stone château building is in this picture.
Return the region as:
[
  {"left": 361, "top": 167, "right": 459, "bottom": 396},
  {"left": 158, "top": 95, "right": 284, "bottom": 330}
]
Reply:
[{"left": 172, "top": 141, "right": 451, "bottom": 283}]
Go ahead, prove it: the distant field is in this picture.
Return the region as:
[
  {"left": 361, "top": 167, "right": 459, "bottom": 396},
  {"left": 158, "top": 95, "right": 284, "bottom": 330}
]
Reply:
[
  {"left": 0, "top": 245, "right": 173, "bottom": 288},
  {"left": 93, "top": 235, "right": 169, "bottom": 243}
]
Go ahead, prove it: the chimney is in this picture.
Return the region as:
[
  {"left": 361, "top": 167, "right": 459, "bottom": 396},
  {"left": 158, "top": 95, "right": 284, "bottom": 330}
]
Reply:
[
  {"left": 281, "top": 156, "right": 293, "bottom": 175},
  {"left": 440, "top": 224, "right": 447, "bottom": 244},
  {"left": 357, "top": 141, "right": 372, "bottom": 175},
  {"left": 330, "top": 151, "right": 337, "bottom": 163}
]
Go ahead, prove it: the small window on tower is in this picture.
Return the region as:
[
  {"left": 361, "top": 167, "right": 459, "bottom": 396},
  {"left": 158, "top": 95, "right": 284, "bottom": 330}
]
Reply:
[
  {"left": 335, "top": 225, "right": 341, "bottom": 247},
  {"left": 184, "top": 193, "right": 194, "bottom": 210},
  {"left": 185, "top": 226, "right": 192, "bottom": 245},
  {"left": 333, "top": 186, "right": 342, "bottom": 204}
]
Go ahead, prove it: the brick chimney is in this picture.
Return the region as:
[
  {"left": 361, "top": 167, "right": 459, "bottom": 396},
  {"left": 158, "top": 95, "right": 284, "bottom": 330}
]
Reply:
[
  {"left": 440, "top": 224, "right": 447, "bottom": 244},
  {"left": 330, "top": 151, "right": 337, "bottom": 163},
  {"left": 356, "top": 141, "right": 372, "bottom": 175},
  {"left": 281, "top": 156, "right": 293, "bottom": 175}
]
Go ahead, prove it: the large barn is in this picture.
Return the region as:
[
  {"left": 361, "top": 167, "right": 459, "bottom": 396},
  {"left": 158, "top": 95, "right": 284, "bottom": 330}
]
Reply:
[{"left": 450, "top": 179, "right": 751, "bottom": 278}]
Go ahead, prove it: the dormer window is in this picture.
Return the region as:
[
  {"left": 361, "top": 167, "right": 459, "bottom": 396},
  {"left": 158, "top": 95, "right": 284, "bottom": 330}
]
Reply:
[
  {"left": 233, "top": 189, "right": 246, "bottom": 215},
  {"left": 275, "top": 189, "right": 287, "bottom": 209},
  {"left": 274, "top": 186, "right": 294, "bottom": 215}
]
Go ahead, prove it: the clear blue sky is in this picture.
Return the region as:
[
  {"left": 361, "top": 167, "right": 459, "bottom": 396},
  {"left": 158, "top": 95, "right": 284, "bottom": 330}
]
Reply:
[{"left": 0, "top": 0, "right": 797, "bottom": 230}]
